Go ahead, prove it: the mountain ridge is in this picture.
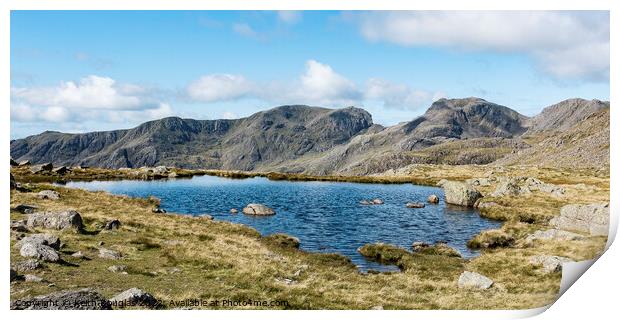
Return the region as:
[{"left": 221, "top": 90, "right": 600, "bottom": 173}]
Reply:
[{"left": 10, "top": 97, "right": 609, "bottom": 173}]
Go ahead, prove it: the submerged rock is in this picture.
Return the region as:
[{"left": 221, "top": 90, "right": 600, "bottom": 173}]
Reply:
[
  {"left": 372, "top": 199, "right": 384, "bottom": 205},
  {"left": 457, "top": 271, "right": 493, "bottom": 290},
  {"left": 406, "top": 202, "right": 425, "bottom": 208},
  {"left": 242, "top": 203, "right": 276, "bottom": 215},
  {"left": 442, "top": 181, "right": 482, "bottom": 207}
]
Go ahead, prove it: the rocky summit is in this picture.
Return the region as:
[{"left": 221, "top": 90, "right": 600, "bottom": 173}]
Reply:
[{"left": 10, "top": 97, "right": 609, "bottom": 174}]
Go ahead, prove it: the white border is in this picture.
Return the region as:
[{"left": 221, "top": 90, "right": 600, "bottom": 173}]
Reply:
[{"left": 2, "top": 1, "right": 617, "bottom": 319}]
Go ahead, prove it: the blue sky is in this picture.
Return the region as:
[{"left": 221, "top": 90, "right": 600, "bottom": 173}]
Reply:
[{"left": 10, "top": 10, "right": 610, "bottom": 138}]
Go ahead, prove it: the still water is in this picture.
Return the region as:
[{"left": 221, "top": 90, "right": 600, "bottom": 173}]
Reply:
[{"left": 65, "top": 175, "right": 500, "bottom": 271}]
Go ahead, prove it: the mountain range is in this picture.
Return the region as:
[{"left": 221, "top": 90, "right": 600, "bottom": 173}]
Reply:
[{"left": 10, "top": 97, "right": 610, "bottom": 175}]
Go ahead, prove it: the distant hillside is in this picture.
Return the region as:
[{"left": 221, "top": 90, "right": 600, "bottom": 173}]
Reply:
[{"left": 10, "top": 97, "right": 609, "bottom": 173}]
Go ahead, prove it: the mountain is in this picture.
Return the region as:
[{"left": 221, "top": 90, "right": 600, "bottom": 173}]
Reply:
[
  {"left": 10, "top": 97, "right": 609, "bottom": 173},
  {"left": 525, "top": 98, "right": 609, "bottom": 133}
]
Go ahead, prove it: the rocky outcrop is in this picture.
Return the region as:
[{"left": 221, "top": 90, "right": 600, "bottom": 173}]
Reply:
[
  {"left": 525, "top": 229, "right": 584, "bottom": 242},
  {"left": 37, "top": 190, "right": 60, "bottom": 200},
  {"left": 242, "top": 203, "right": 276, "bottom": 216},
  {"left": 526, "top": 98, "right": 609, "bottom": 133},
  {"left": 11, "top": 289, "right": 112, "bottom": 310},
  {"left": 442, "top": 181, "right": 482, "bottom": 207},
  {"left": 550, "top": 203, "right": 609, "bottom": 236},
  {"left": 458, "top": 271, "right": 494, "bottom": 290},
  {"left": 529, "top": 255, "right": 574, "bottom": 273},
  {"left": 26, "top": 210, "right": 84, "bottom": 231}
]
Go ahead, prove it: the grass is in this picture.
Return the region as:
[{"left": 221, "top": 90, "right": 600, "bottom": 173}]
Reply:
[{"left": 9, "top": 164, "right": 609, "bottom": 309}]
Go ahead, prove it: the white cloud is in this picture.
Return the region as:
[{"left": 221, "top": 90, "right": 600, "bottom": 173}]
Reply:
[
  {"left": 365, "top": 78, "right": 443, "bottom": 110},
  {"left": 232, "top": 23, "right": 258, "bottom": 38},
  {"left": 221, "top": 111, "right": 239, "bottom": 119},
  {"left": 185, "top": 60, "right": 441, "bottom": 110},
  {"left": 355, "top": 11, "right": 609, "bottom": 81},
  {"left": 11, "top": 75, "right": 172, "bottom": 125},
  {"left": 277, "top": 11, "right": 302, "bottom": 24},
  {"left": 186, "top": 74, "right": 254, "bottom": 103}
]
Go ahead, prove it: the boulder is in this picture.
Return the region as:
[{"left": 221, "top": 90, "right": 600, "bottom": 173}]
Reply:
[
  {"left": 242, "top": 203, "right": 276, "bottom": 215},
  {"left": 372, "top": 199, "right": 384, "bottom": 205},
  {"left": 406, "top": 202, "right": 425, "bottom": 208},
  {"left": 11, "top": 158, "right": 18, "bottom": 166},
  {"left": 24, "top": 274, "right": 44, "bottom": 282},
  {"left": 27, "top": 210, "right": 84, "bottom": 231},
  {"left": 457, "top": 271, "right": 493, "bottom": 290},
  {"left": 153, "top": 166, "right": 169, "bottom": 175},
  {"left": 71, "top": 251, "right": 85, "bottom": 259},
  {"left": 550, "top": 203, "right": 609, "bottom": 236},
  {"left": 18, "top": 233, "right": 61, "bottom": 250},
  {"left": 30, "top": 163, "right": 53, "bottom": 174},
  {"left": 442, "top": 181, "right": 482, "bottom": 207},
  {"left": 108, "top": 265, "right": 128, "bottom": 273},
  {"left": 466, "top": 178, "right": 491, "bottom": 187},
  {"left": 529, "top": 255, "right": 574, "bottom": 273},
  {"left": 10, "top": 289, "right": 112, "bottom": 310},
  {"left": 490, "top": 179, "right": 524, "bottom": 197},
  {"left": 525, "top": 229, "right": 584, "bottom": 242},
  {"left": 20, "top": 242, "right": 60, "bottom": 262},
  {"left": 13, "top": 204, "right": 39, "bottom": 214},
  {"left": 411, "top": 241, "right": 430, "bottom": 252},
  {"left": 427, "top": 194, "right": 439, "bottom": 204},
  {"left": 99, "top": 248, "right": 122, "bottom": 260},
  {"left": 37, "top": 190, "right": 60, "bottom": 200},
  {"left": 11, "top": 220, "right": 29, "bottom": 232},
  {"left": 18, "top": 160, "right": 31, "bottom": 166},
  {"left": 104, "top": 219, "right": 121, "bottom": 230},
  {"left": 13, "top": 259, "right": 42, "bottom": 272},
  {"left": 52, "top": 166, "right": 69, "bottom": 175},
  {"left": 197, "top": 214, "right": 214, "bottom": 220},
  {"left": 109, "top": 288, "right": 160, "bottom": 309},
  {"left": 11, "top": 268, "right": 18, "bottom": 282},
  {"left": 230, "top": 208, "right": 238, "bottom": 214}
]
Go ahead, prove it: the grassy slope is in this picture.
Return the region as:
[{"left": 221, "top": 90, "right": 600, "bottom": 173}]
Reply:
[{"left": 10, "top": 165, "right": 608, "bottom": 309}]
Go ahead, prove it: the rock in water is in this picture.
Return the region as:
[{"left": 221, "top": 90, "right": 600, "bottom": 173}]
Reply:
[
  {"left": 27, "top": 210, "right": 84, "bottom": 231},
  {"left": 372, "top": 199, "right": 384, "bottom": 205},
  {"left": 457, "top": 271, "right": 494, "bottom": 290},
  {"left": 110, "top": 288, "right": 160, "bottom": 309},
  {"left": 242, "top": 203, "right": 276, "bottom": 215},
  {"left": 550, "top": 203, "right": 609, "bottom": 236},
  {"left": 230, "top": 208, "right": 238, "bottom": 214},
  {"left": 10, "top": 289, "right": 112, "bottom": 310},
  {"left": 442, "top": 181, "right": 482, "bottom": 207},
  {"left": 36, "top": 190, "right": 60, "bottom": 200},
  {"left": 406, "top": 202, "right": 425, "bottom": 208},
  {"left": 427, "top": 194, "right": 439, "bottom": 204},
  {"left": 529, "top": 255, "right": 574, "bottom": 273}
]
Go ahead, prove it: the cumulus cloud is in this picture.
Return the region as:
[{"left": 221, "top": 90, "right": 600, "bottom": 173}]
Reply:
[
  {"left": 354, "top": 11, "right": 609, "bottom": 81},
  {"left": 185, "top": 60, "right": 439, "bottom": 110},
  {"left": 277, "top": 11, "right": 302, "bottom": 24},
  {"left": 187, "top": 74, "right": 254, "bottom": 102},
  {"left": 11, "top": 75, "right": 172, "bottom": 124}
]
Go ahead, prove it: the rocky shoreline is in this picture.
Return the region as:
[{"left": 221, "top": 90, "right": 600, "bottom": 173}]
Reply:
[{"left": 10, "top": 163, "right": 609, "bottom": 309}]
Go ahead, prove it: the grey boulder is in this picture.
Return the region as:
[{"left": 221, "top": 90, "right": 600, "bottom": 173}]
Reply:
[
  {"left": 20, "top": 242, "right": 60, "bottom": 262},
  {"left": 242, "top": 203, "right": 276, "bottom": 216},
  {"left": 442, "top": 181, "right": 482, "bottom": 207},
  {"left": 457, "top": 271, "right": 494, "bottom": 290},
  {"left": 550, "top": 203, "right": 609, "bottom": 236},
  {"left": 27, "top": 210, "right": 84, "bottom": 231},
  {"left": 36, "top": 190, "right": 60, "bottom": 200},
  {"left": 529, "top": 255, "right": 574, "bottom": 273},
  {"left": 109, "top": 288, "right": 160, "bottom": 309}
]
